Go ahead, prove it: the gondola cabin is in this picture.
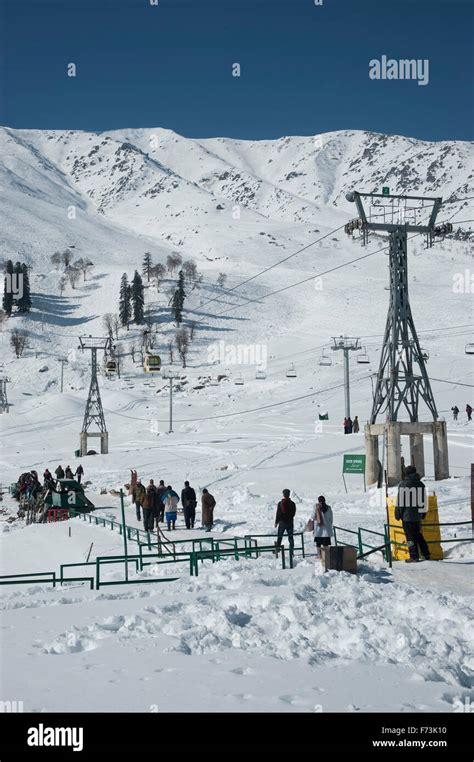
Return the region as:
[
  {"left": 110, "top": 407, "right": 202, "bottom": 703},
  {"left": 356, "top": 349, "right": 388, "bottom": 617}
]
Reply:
[
  {"left": 465, "top": 343, "right": 474, "bottom": 355},
  {"left": 143, "top": 354, "right": 161, "bottom": 374},
  {"left": 105, "top": 359, "right": 117, "bottom": 375}
]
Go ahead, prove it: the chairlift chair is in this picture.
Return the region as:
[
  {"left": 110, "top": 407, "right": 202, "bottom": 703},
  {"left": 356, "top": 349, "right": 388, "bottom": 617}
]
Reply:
[
  {"left": 286, "top": 363, "right": 297, "bottom": 378},
  {"left": 210, "top": 375, "right": 219, "bottom": 386},
  {"left": 255, "top": 368, "right": 266, "bottom": 379},
  {"left": 357, "top": 347, "right": 370, "bottom": 364},
  {"left": 465, "top": 343, "right": 474, "bottom": 355},
  {"left": 234, "top": 376, "right": 244, "bottom": 386},
  {"left": 420, "top": 348, "right": 429, "bottom": 362},
  {"left": 319, "top": 351, "right": 332, "bottom": 367}
]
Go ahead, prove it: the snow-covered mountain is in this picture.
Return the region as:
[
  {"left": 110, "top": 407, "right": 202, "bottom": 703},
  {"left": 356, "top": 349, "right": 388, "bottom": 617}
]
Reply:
[{"left": 1, "top": 126, "right": 472, "bottom": 269}]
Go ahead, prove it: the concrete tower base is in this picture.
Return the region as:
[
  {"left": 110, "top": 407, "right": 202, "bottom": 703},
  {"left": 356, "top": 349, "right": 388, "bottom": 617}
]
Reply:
[
  {"left": 365, "top": 421, "right": 449, "bottom": 487},
  {"left": 80, "top": 431, "right": 109, "bottom": 457}
]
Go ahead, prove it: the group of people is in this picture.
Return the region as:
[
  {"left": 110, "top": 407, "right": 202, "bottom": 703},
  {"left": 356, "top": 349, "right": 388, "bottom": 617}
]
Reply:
[
  {"left": 274, "top": 489, "right": 334, "bottom": 558},
  {"left": 451, "top": 404, "right": 472, "bottom": 422},
  {"left": 131, "top": 478, "right": 216, "bottom": 534},
  {"left": 343, "top": 416, "right": 360, "bottom": 434},
  {"left": 274, "top": 465, "right": 431, "bottom": 564},
  {"left": 13, "top": 471, "right": 43, "bottom": 501},
  {"left": 49, "top": 464, "right": 84, "bottom": 485}
]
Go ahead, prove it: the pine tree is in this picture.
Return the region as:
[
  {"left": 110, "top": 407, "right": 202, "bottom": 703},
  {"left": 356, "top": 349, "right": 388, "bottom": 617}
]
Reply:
[
  {"left": 119, "top": 273, "right": 131, "bottom": 328},
  {"left": 16, "top": 263, "right": 32, "bottom": 313},
  {"left": 131, "top": 270, "right": 144, "bottom": 324},
  {"left": 142, "top": 252, "right": 153, "bottom": 282},
  {"left": 172, "top": 270, "right": 186, "bottom": 325},
  {"left": 2, "top": 260, "right": 14, "bottom": 316}
]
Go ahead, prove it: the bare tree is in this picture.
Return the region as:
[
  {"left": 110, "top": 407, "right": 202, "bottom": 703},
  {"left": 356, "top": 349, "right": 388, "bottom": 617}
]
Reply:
[
  {"left": 166, "top": 253, "right": 183, "bottom": 275},
  {"left": 175, "top": 327, "right": 189, "bottom": 368},
  {"left": 111, "top": 314, "right": 120, "bottom": 340},
  {"left": 189, "top": 320, "right": 196, "bottom": 341},
  {"left": 192, "top": 273, "right": 204, "bottom": 291},
  {"left": 0, "top": 309, "right": 6, "bottom": 331},
  {"left": 10, "top": 328, "right": 27, "bottom": 358},
  {"left": 61, "top": 249, "right": 74, "bottom": 269},
  {"left": 183, "top": 259, "right": 198, "bottom": 283},
  {"left": 66, "top": 267, "right": 80, "bottom": 289},
  {"left": 130, "top": 341, "right": 136, "bottom": 362},
  {"left": 51, "top": 251, "right": 62, "bottom": 270},
  {"left": 102, "top": 313, "right": 114, "bottom": 339},
  {"left": 152, "top": 262, "right": 166, "bottom": 292},
  {"left": 74, "top": 258, "right": 94, "bottom": 281},
  {"left": 58, "top": 276, "right": 67, "bottom": 296},
  {"left": 168, "top": 339, "right": 174, "bottom": 364},
  {"left": 216, "top": 272, "right": 227, "bottom": 288}
]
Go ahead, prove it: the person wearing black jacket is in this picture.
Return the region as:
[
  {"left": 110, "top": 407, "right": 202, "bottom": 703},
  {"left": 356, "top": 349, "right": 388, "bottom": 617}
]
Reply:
[
  {"left": 275, "top": 488, "right": 296, "bottom": 551},
  {"left": 181, "top": 481, "right": 197, "bottom": 529},
  {"left": 395, "top": 465, "right": 430, "bottom": 563},
  {"left": 156, "top": 480, "right": 167, "bottom": 522}
]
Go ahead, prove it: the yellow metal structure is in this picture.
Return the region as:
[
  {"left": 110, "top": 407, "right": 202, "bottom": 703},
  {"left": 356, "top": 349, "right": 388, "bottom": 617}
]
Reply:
[{"left": 387, "top": 495, "right": 444, "bottom": 560}]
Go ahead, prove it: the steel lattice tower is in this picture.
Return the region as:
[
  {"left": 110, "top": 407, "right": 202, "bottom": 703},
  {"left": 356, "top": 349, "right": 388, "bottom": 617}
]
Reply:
[
  {"left": 78, "top": 336, "right": 111, "bottom": 455},
  {"left": 345, "top": 190, "right": 451, "bottom": 485}
]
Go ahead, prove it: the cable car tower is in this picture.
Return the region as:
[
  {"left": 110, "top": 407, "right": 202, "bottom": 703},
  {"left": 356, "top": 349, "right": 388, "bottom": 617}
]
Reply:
[
  {"left": 345, "top": 189, "right": 451, "bottom": 485},
  {"left": 78, "top": 335, "right": 111, "bottom": 456}
]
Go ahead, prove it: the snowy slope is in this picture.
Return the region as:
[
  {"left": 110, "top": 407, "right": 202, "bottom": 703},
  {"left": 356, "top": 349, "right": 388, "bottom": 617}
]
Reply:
[{"left": 0, "top": 126, "right": 472, "bottom": 713}]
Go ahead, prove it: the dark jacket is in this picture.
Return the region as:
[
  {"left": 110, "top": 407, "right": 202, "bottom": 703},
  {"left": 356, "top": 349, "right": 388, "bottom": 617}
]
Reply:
[
  {"left": 275, "top": 497, "right": 296, "bottom": 524},
  {"left": 132, "top": 483, "right": 146, "bottom": 505},
  {"left": 55, "top": 467, "right": 65, "bottom": 479},
  {"left": 181, "top": 486, "right": 197, "bottom": 509},
  {"left": 395, "top": 472, "right": 425, "bottom": 522}
]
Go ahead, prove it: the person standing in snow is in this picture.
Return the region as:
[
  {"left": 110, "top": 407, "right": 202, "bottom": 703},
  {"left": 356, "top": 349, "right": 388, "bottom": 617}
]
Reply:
[
  {"left": 75, "top": 464, "right": 84, "bottom": 483},
  {"left": 275, "top": 488, "right": 296, "bottom": 551},
  {"left": 55, "top": 465, "right": 65, "bottom": 483},
  {"left": 311, "top": 496, "right": 333, "bottom": 558},
  {"left": 395, "top": 465, "right": 430, "bottom": 563},
  {"left": 201, "top": 488, "right": 216, "bottom": 532},
  {"left": 451, "top": 405, "right": 459, "bottom": 421},
  {"left": 352, "top": 416, "right": 360, "bottom": 433},
  {"left": 466, "top": 404, "right": 472, "bottom": 422},
  {"left": 181, "top": 481, "right": 197, "bottom": 529},
  {"left": 163, "top": 485, "right": 180, "bottom": 531},
  {"left": 132, "top": 479, "right": 146, "bottom": 522},
  {"left": 142, "top": 480, "right": 157, "bottom": 533},
  {"left": 43, "top": 468, "right": 55, "bottom": 491},
  {"left": 65, "top": 465, "right": 74, "bottom": 480},
  {"left": 156, "top": 479, "right": 167, "bottom": 523},
  {"left": 347, "top": 417, "right": 353, "bottom": 434},
  {"left": 343, "top": 418, "right": 349, "bottom": 434}
]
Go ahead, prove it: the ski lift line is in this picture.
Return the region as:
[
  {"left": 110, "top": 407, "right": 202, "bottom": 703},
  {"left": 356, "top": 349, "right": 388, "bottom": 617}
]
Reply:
[
  {"left": 430, "top": 377, "right": 474, "bottom": 388},
  {"left": 197, "top": 223, "right": 348, "bottom": 315},
  {"left": 209, "top": 200, "right": 472, "bottom": 322},
  {"left": 103, "top": 376, "right": 372, "bottom": 424}
]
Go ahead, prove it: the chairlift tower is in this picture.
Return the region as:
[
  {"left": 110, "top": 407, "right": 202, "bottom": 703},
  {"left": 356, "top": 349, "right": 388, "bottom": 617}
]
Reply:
[
  {"left": 331, "top": 336, "right": 360, "bottom": 419},
  {"left": 78, "top": 335, "right": 111, "bottom": 456},
  {"left": 345, "top": 190, "right": 450, "bottom": 485},
  {"left": 0, "top": 377, "right": 10, "bottom": 413}
]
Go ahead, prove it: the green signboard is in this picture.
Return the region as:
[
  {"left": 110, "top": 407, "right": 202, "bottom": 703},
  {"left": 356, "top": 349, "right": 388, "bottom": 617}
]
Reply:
[
  {"left": 343, "top": 454, "right": 366, "bottom": 474},
  {"left": 382, "top": 186, "right": 390, "bottom": 196},
  {"left": 342, "top": 454, "right": 366, "bottom": 492}
]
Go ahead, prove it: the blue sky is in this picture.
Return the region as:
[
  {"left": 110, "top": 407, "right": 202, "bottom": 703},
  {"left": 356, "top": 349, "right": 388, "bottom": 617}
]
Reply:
[{"left": 0, "top": 0, "right": 472, "bottom": 141}]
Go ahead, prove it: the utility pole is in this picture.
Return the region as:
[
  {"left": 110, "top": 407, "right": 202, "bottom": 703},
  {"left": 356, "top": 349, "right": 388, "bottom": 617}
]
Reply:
[
  {"left": 58, "top": 357, "right": 68, "bottom": 393},
  {"left": 78, "top": 335, "right": 111, "bottom": 456},
  {"left": 345, "top": 189, "right": 451, "bottom": 485},
  {"left": 0, "top": 377, "right": 10, "bottom": 413},
  {"left": 162, "top": 370, "right": 180, "bottom": 433},
  {"left": 331, "top": 336, "right": 360, "bottom": 419}
]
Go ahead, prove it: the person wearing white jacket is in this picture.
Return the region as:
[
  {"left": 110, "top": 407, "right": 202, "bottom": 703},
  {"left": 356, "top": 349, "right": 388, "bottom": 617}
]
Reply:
[{"left": 311, "top": 496, "right": 333, "bottom": 558}]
